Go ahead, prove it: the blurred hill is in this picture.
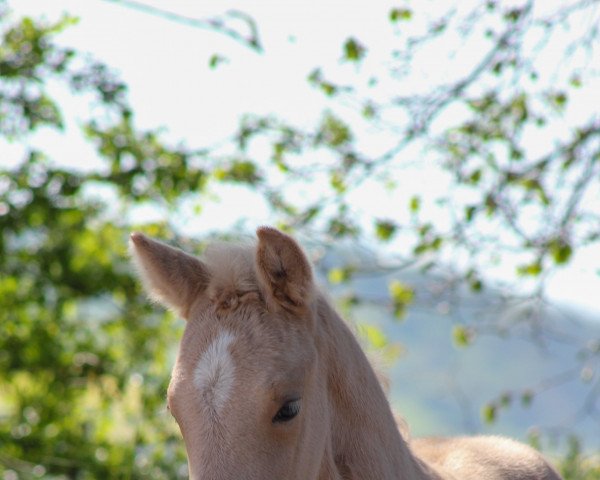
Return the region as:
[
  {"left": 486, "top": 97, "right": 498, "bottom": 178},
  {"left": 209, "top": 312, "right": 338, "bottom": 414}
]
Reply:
[{"left": 317, "top": 246, "right": 600, "bottom": 451}]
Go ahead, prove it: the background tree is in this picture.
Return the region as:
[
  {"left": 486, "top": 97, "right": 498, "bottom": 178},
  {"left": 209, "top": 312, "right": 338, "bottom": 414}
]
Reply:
[
  {"left": 220, "top": 0, "right": 600, "bottom": 435},
  {"left": 1, "top": 0, "right": 599, "bottom": 478},
  {"left": 0, "top": 2, "right": 246, "bottom": 477}
]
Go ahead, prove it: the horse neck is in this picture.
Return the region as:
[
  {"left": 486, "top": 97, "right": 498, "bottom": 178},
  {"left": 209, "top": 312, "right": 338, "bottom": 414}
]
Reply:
[{"left": 316, "top": 297, "right": 439, "bottom": 480}]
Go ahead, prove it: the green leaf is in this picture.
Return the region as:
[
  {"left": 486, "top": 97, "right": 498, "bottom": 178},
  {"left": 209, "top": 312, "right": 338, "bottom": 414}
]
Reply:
[
  {"left": 492, "top": 61, "right": 504, "bottom": 75},
  {"left": 484, "top": 194, "right": 497, "bottom": 215},
  {"left": 552, "top": 92, "right": 567, "bottom": 107},
  {"left": 504, "top": 8, "right": 524, "bottom": 22},
  {"left": 307, "top": 68, "right": 322, "bottom": 83},
  {"left": 516, "top": 260, "right": 543, "bottom": 277},
  {"left": 547, "top": 91, "right": 568, "bottom": 112},
  {"left": 521, "top": 390, "right": 534, "bottom": 407},
  {"left": 340, "top": 294, "right": 360, "bottom": 311},
  {"left": 499, "top": 392, "right": 512, "bottom": 408},
  {"left": 330, "top": 171, "right": 346, "bottom": 193},
  {"left": 389, "top": 280, "right": 414, "bottom": 319},
  {"left": 362, "top": 103, "right": 376, "bottom": 118},
  {"left": 452, "top": 325, "right": 473, "bottom": 347},
  {"left": 375, "top": 220, "right": 397, "bottom": 241},
  {"left": 343, "top": 37, "right": 366, "bottom": 62},
  {"left": 307, "top": 69, "right": 339, "bottom": 96},
  {"left": 469, "top": 278, "right": 483, "bottom": 292},
  {"left": 328, "top": 218, "right": 359, "bottom": 238},
  {"left": 214, "top": 160, "right": 260, "bottom": 183},
  {"left": 358, "top": 324, "right": 388, "bottom": 349},
  {"left": 50, "top": 14, "right": 80, "bottom": 32},
  {"left": 318, "top": 113, "right": 352, "bottom": 147},
  {"left": 321, "top": 82, "right": 337, "bottom": 96},
  {"left": 409, "top": 196, "right": 421, "bottom": 213},
  {"left": 548, "top": 239, "right": 572, "bottom": 265},
  {"left": 518, "top": 178, "right": 550, "bottom": 205},
  {"left": 430, "top": 236, "right": 443, "bottom": 250},
  {"left": 482, "top": 404, "right": 497, "bottom": 424},
  {"left": 465, "top": 205, "right": 477, "bottom": 223},
  {"left": 209, "top": 54, "right": 227, "bottom": 69},
  {"left": 390, "top": 8, "right": 413, "bottom": 22},
  {"left": 328, "top": 266, "right": 355, "bottom": 284},
  {"left": 468, "top": 169, "right": 482, "bottom": 184}
]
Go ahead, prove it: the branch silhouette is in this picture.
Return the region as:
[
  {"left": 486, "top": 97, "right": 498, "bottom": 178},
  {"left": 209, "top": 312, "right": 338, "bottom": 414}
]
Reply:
[{"left": 101, "top": 0, "right": 263, "bottom": 52}]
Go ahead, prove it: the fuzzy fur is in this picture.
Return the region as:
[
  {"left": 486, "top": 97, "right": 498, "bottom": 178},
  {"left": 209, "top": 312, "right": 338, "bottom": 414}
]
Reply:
[{"left": 130, "top": 228, "right": 562, "bottom": 480}]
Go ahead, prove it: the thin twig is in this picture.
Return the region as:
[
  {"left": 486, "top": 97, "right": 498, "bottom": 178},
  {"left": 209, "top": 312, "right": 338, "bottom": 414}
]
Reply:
[{"left": 100, "top": 0, "right": 263, "bottom": 52}]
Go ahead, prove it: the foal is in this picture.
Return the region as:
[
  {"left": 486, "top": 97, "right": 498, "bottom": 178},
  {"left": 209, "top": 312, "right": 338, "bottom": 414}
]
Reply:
[{"left": 130, "top": 227, "right": 562, "bottom": 480}]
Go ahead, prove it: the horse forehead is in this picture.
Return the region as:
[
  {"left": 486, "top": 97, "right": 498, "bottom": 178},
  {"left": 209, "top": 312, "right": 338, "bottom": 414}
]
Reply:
[{"left": 193, "top": 330, "right": 237, "bottom": 413}]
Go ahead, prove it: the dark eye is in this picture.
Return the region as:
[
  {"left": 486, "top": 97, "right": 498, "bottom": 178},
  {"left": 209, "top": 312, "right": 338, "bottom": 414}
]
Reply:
[{"left": 273, "top": 399, "right": 301, "bottom": 423}]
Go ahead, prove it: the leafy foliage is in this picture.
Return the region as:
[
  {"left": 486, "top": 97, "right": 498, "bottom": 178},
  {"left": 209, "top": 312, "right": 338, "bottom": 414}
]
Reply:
[
  {"left": 561, "top": 437, "right": 600, "bottom": 480},
  {"left": 0, "top": 9, "right": 192, "bottom": 478},
  {"left": 211, "top": 0, "right": 600, "bottom": 438},
  {"left": 388, "top": 280, "right": 414, "bottom": 319}
]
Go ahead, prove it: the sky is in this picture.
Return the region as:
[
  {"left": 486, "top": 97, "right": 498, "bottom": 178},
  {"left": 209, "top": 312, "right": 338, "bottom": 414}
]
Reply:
[{"left": 4, "top": 0, "right": 600, "bottom": 317}]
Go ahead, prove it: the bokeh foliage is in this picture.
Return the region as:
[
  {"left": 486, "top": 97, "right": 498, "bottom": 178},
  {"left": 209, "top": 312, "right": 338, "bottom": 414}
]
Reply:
[
  {"left": 1, "top": 0, "right": 599, "bottom": 478},
  {"left": 0, "top": 6, "right": 193, "bottom": 478}
]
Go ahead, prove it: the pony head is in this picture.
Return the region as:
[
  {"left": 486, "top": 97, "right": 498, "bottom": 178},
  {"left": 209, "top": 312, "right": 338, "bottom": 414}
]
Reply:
[{"left": 130, "top": 227, "right": 334, "bottom": 479}]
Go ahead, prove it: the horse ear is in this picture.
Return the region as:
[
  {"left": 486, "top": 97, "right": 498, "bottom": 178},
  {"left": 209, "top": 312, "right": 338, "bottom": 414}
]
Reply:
[
  {"left": 129, "top": 232, "right": 209, "bottom": 319},
  {"left": 255, "top": 227, "right": 314, "bottom": 311}
]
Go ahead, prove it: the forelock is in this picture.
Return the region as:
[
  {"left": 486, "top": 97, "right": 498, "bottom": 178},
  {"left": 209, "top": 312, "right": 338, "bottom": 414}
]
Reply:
[{"left": 203, "top": 242, "right": 259, "bottom": 296}]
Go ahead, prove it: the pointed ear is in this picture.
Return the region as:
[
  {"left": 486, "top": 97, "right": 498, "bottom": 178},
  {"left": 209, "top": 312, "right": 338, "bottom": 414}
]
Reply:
[
  {"left": 129, "top": 232, "right": 209, "bottom": 319},
  {"left": 255, "top": 227, "right": 314, "bottom": 311}
]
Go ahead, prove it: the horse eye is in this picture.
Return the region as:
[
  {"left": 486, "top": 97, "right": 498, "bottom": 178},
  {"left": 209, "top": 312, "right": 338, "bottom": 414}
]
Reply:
[{"left": 273, "top": 399, "right": 301, "bottom": 423}]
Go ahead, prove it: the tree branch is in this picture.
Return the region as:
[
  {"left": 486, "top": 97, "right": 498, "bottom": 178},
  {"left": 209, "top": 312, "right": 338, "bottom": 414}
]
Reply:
[{"left": 101, "top": 0, "right": 263, "bottom": 52}]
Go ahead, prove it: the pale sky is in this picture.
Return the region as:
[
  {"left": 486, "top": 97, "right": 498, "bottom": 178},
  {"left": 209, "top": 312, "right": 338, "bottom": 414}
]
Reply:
[{"left": 4, "top": 0, "right": 600, "bottom": 317}]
